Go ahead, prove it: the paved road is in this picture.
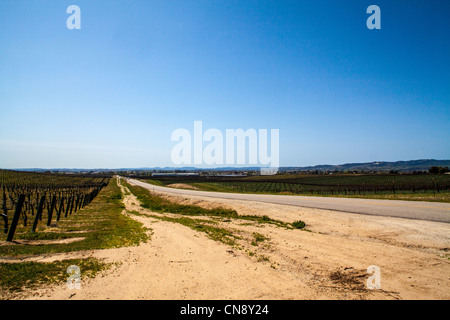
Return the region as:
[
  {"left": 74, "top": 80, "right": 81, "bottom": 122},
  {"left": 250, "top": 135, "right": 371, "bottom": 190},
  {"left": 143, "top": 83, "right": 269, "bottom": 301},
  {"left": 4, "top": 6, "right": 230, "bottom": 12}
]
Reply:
[{"left": 127, "top": 178, "right": 450, "bottom": 223}]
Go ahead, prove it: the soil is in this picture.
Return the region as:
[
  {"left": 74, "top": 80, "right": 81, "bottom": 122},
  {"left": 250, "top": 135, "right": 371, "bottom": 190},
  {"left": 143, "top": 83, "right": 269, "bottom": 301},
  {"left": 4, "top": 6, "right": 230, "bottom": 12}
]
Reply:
[
  {"left": 166, "top": 183, "right": 200, "bottom": 190},
  {"left": 5, "top": 178, "right": 450, "bottom": 300}
]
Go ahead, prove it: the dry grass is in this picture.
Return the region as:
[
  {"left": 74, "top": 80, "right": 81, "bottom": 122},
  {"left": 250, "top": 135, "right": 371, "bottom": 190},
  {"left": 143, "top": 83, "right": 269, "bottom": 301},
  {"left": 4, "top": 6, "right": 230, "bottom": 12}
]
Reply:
[{"left": 329, "top": 267, "right": 368, "bottom": 291}]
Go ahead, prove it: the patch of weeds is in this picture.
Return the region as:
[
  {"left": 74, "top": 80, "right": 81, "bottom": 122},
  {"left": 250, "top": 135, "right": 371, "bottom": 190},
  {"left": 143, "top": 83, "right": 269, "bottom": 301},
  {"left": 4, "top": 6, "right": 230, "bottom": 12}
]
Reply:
[
  {"left": 0, "top": 257, "right": 110, "bottom": 293},
  {"left": 253, "top": 232, "right": 269, "bottom": 242},
  {"left": 13, "top": 232, "right": 74, "bottom": 241},
  {"left": 256, "top": 255, "right": 271, "bottom": 262},
  {"left": 109, "top": 193, "right": 122, "bottom": 200},
  {"left": 127, "top": 210, "right": 146, "bottom": 217},
  {"left": 251, "top": 232, "right": 270, "bottom": 246},
  {"left": 329, "top": 268, "right": 368, "bottom": 291},
  {"left": 292, "top": 220, "right": 306, "bottom": 229},
  {"left": 0, "top": 178, "right": 149, "bottom": 258}
]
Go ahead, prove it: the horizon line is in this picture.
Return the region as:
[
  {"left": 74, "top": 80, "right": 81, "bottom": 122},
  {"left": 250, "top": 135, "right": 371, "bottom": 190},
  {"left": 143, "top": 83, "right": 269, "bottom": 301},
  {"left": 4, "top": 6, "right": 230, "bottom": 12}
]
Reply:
[{"left": 2, "top": 158, "right": 449, "bottom": 171}]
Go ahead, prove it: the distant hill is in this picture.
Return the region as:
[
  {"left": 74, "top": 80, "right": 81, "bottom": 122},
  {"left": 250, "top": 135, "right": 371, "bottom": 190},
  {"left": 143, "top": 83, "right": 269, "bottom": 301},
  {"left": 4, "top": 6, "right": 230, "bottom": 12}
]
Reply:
[
  {"left": 281, "top": 159, "right": 450, "bottom": 172},
  {"left": 7, "top": 159, "right": 450, "bottom": 173}
]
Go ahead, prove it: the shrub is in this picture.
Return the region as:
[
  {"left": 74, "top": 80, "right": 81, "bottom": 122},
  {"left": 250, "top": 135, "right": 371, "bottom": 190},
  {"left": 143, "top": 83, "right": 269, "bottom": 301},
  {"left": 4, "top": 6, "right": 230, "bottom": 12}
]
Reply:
[{"left": 292, "top": 220, "right": 306, "bottom": 229}]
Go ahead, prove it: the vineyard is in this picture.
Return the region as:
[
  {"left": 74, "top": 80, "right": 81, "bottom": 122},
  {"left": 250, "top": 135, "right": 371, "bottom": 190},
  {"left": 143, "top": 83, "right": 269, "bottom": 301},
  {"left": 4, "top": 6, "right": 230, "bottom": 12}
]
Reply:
[
  {"left": 139, "top": 173, "right": 450, "bottom": 197},
  {"left": 0, "top": 170, "right": 110, "bottom": 242}
]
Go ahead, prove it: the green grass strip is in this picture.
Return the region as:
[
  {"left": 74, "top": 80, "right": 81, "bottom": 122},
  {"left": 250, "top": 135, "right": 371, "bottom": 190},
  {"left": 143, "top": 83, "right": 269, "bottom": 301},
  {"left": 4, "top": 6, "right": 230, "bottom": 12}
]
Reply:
[
  {"left": 0, "top": 178, "right": 150, "bottom": 258},
  {"left": 0, "top": 257, "right": 109, "bottom": 293}
]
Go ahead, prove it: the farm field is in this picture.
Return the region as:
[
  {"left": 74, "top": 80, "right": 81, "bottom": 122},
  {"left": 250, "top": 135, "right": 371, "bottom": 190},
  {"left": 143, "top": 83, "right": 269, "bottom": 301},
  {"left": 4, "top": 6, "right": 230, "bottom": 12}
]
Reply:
[
  {"left": 0, "top": 170, "right": 110, "bottom": 242},
  {"left": 0, "top": 171, "right": 448, "bottom": 300},
  {"left": 0, "top": 172, "right": 149, "bottom": 297},
  {"left": 135, "top": 174, "right": 450, "bottom": 203},
  {"left": 0, "top": 174, "right": 448, "bottom": 300}
]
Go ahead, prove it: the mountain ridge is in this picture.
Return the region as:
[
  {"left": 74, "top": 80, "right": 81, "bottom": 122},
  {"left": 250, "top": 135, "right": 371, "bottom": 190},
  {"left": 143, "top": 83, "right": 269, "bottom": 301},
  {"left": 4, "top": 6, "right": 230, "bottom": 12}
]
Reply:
[{"left": 6, "top": 159, "right": 450, "bottom": 173}]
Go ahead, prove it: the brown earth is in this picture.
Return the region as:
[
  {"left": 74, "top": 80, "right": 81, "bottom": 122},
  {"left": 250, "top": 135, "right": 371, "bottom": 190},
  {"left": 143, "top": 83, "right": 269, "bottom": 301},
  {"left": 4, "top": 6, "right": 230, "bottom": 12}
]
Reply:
[
  {"left": 166, "top": 183, "right": 200, "bottom": 190},
  {"left": 8, "top": 178, "right": 450, "bottom": 300}
]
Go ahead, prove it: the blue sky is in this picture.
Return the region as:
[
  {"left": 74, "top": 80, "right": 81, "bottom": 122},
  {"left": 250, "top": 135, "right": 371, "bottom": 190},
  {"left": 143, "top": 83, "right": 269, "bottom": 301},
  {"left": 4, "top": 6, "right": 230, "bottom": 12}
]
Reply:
[{"left": 0, "top": 0, "right": 449, "bottom": 168}]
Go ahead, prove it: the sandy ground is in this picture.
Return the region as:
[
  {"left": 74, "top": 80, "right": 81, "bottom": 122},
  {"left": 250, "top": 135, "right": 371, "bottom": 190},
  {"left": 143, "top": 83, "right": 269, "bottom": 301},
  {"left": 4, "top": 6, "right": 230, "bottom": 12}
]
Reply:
[{"left": 6, "top": 178, "right": 450, "bottom": 300}]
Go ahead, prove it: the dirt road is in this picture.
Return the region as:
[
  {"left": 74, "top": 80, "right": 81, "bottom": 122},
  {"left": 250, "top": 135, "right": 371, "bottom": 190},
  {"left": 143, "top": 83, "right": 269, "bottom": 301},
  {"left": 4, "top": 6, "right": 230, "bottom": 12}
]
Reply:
[{"left": 129, "top": 179, "right": 450, "bottom": 223}]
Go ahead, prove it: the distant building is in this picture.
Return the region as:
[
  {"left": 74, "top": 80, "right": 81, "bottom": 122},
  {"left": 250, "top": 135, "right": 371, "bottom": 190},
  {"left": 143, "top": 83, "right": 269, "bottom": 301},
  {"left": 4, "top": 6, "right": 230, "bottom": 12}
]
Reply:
[
  {"left": 151, "top": 173, "right": 200, "bottom": 177},
  {"left": 214, "top": 174, "right": 247, "bottom": 177}
]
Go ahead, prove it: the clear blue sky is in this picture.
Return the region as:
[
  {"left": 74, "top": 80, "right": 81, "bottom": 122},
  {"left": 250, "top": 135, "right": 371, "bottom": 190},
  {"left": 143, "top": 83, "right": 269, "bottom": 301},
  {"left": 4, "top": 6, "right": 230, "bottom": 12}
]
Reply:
[{"left": 1, "top": 0, "right": 449, "bottom": 168}]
